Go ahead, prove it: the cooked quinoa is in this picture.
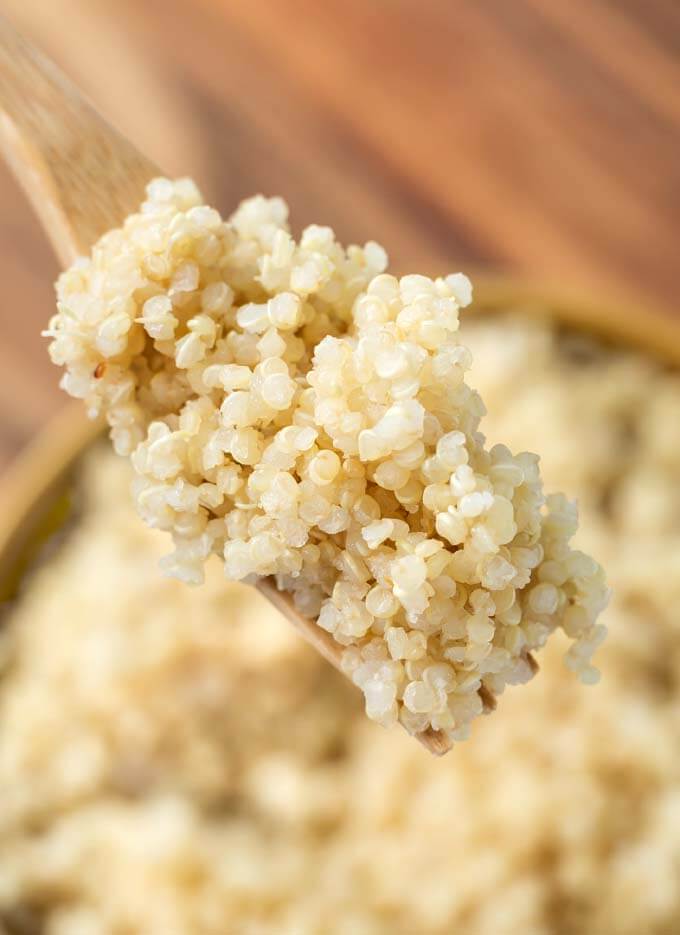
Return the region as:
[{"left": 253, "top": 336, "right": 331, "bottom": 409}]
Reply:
[
  {"left": 46, "top": 179, "right": 608, "bottom": 741},
  {"left": 2, "top": 313, "right": 680, "bottom": 934}
]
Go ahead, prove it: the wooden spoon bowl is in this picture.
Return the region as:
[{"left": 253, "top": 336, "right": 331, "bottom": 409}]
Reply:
[{"left": 0, "top": 14, "right": 454, "bottom": 755}]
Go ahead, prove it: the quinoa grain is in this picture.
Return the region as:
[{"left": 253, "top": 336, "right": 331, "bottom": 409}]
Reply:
[{"left": 46, "top": 180, "right": 608, "bottom": 741}]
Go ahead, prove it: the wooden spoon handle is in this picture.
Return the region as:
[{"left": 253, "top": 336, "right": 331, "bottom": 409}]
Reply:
[{"left": 0, "top": 13, "right": 157, "bottom": 266}]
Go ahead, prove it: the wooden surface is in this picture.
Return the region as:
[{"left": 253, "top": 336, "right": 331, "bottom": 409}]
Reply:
[{"left": 0, "top": 0, "right": 678, "bottom": 469}]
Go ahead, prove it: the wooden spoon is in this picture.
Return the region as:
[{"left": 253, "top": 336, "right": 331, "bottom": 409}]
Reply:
[{"left": 0, "top": 16, "right": 488, "bottom": 756}]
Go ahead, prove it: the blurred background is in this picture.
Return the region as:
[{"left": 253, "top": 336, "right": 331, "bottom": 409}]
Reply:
[
  {"left": 1, "top": 0, "right": 679, "bottom": 469},
  {"left": 2, "top": 5, "right": 680, "bottom": 933}
]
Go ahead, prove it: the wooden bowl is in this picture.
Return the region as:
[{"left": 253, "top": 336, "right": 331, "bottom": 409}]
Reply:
[{"left": 1, "top": 279, "right": 679, "bottom": 605}]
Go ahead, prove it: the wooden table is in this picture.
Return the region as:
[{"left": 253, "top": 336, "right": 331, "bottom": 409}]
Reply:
[{"left": 1, "top": 0, "right": 678, "bottom": 468}]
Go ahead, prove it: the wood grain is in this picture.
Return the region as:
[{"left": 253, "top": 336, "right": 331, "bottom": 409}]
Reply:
[
  {"left": 0, "top": 15, "right": 160, "bottom": 265},
  {"left": 0, "top": 0, "right": 678, "bottom": 468}
]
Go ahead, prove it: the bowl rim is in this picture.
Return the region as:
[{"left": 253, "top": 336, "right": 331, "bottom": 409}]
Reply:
[{"left": 1, "top": 276, "right": 679, "bottom": 597}]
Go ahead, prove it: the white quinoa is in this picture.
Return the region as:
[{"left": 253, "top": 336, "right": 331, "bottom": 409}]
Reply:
[
  {"left": 2, "top": 311, "right": 680, "bottom": 932},
  {"left": 46, "top": 179, "right": 608, "bottom": 741}
]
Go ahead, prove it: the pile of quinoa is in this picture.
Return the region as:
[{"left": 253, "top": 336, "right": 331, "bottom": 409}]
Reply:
[
  {"left": 2, "top": 311, "right": 680, "bottom": 933},
  {"left": 46, "top": 179, "right": 608, "bottom": 741}
]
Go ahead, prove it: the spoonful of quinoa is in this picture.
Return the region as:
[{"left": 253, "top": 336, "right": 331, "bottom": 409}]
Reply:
[{"left": 1, "top": 19, "right": 608, "bottom": 755}]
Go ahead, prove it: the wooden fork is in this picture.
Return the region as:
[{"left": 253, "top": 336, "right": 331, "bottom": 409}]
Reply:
[{"left": 0, "top": 15, "right": 500, "bottom": 756}]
